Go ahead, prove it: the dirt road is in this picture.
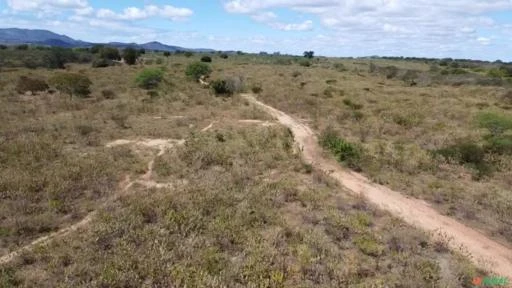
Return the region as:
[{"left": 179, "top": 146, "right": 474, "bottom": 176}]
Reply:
[{"left": 241, "top": 93, "right": 512, "bottom": 279}]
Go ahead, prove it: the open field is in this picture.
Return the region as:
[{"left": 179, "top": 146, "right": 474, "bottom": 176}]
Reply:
[{"left": 1, "top": 49, "right": 511, "bottom": 286}]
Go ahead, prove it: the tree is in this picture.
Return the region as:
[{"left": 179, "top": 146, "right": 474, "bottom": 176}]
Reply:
[
  {"left": 303, "top": 51, "right": 314, "bottom": 59},
  {"left": 0, "top": 45, "right": 8, "bottom": 50},
  {"left": 100, "top": 46, "right": 121, "bottom": 61},
  {"left": 219, "top": 53, "right": 229, "bottom": 59},
  {"left": 123, "top": 47, "right": 139, "bottom": 65},
  {"left": 163, "top": 51, "right": 171, "bottom": 57},
  {"left": 91, "top": 45, "right": 103, "bottom": 54},
  {"left": 138, "top": 48, "right": 146, "bottom": 55},
  {"left": 16, "top": 44, "right": 29, "bottom": 50},
  {"left": 44, "top": 47, "right": 77, "bottom": 69},
  {"left": 184, "top": 51, "right": 194, "bottom": 57},
  {"left": 185, "top": 62, "right": 212, "bottom": 81},
  {"left": 49, "top": 73, "right": 92, "bottom": 99}
]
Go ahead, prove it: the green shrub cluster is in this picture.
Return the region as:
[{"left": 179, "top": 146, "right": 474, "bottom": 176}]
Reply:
[
  {"left": 185, "top": 62, "right": 212, "bottom": 80},
  {"left": 201, "top": 56, "right": 212, "bottom": 63},
  {"left": 320, "top": 127, "right": 362, "bottom": 170},
  {"left": 135, "top": 68, "right": 164, "bottom": 89}
]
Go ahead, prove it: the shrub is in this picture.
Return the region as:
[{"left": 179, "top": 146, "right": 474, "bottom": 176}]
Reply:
[
  {"left": 163, "top": 51, "right": 171, "bottom": 57},
  {"left": 16, "top": 76, "right": 49, "bottom": 94},
  {"left": 434, "top": 141, "right": 492, "bottom": 179},
  {"left": 90, "top": 45, "right": 103, "bottom": 54},
  {"left": 219, "top": 53, "right": 228, "bottom": 59},
  {"left": 299, "top": 59, "right": 311, "bottom": 67},
  {"left": 292, "top": 71, "right": 302, "bottom": 78},
  {"left": 0, "top": 45, "right": 7, "bottom": 50},
  {"left": 320, "top": 127, "right": 362, "bottom": 170},
  {"left": 101, "top": 89, "right": 116, "bottom": 99},
  {"left": 201, "top": 56, "right": 212, "bottom": 63},
  {"left": 484, "top": 135, "right": 512, "bottom": 155},
  {"left": 384, "top": 65, "right": 399, "bottom": 79},
  {"left": 477, "top": 112, "right": 512, "bottom": 136},
  {"left": 211, "top": 80, "right": 230, "bottom": 96},
  {"left": 16, "top": 44, "right": 29, "bottom": 50},
  {"left": 92, "top": 59, "right": 112, "bottom": 68},
  {"left": 100, "top": 46, "right": 120, "bottom": 61},
  {"left": 184, "top": 51, "right": 193, "bottom": 57},
  {"left": 44, "top": 47, "right": 77, "bottom": 69},
  {"left": 354, "top": 234, "right": 383, "bottom": 257},
  {"left": 185, "top": 62, "right": 212, "bottom": 81},
  {"left": 135, "top": 68, "right": 164, "bottom": 89},
  {"left": 155, "top": 58, "right": 164, "bottom": 65},
  {"left": 123, "top": 47, "right": 138, "bottom": 65},
  {"left": 49, "top": 73, "right": 92, "bottom": 98},
  {"left": 211, "top": 77, "right": 244, "bottom": 96},
  {"left": 333, "top": 63, "right": 347, "bottom": 72},
  {"left": 251, "top": 84, "right": 262, "bottom": 94}
]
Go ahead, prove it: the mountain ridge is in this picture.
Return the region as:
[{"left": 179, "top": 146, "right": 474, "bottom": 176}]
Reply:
[{"left": 0, "top": 28, "right": 214, "bottom": 52}]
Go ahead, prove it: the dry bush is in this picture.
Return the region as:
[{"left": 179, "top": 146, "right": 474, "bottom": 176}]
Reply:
[{"left": 15, "top": 76, "right": 49, "bottom": 94}]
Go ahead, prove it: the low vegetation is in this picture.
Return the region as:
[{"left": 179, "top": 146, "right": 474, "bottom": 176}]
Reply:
[
  {"left": 135, "top": 68, "right": 164, "bottom": 89},
  {"left": 49, "top": 72, "right": 92, "bottom": 98},
  {"left": 185, "top": 62, "right": 212, "bottom": 80}
]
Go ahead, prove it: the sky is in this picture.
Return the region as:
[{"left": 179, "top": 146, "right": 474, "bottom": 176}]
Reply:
[{"left": 1, "top": 0, "right": 512, "bottom": 61}]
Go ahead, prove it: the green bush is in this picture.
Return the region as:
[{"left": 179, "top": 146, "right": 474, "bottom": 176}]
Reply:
[
  {"left": 44, "top": 47, "right": 78, "bottom": 69},
  {"left": 184, "top": 51, "right": 193, "bottom": 57},
  {"left": 201, "top": 56, "right": 212, "bottom": 63},
  {"left": 49, "top": 73, "right": 92, "bottom": 98},
  {"left": 135, "top": 68, "right": 164, "bottom": 89},
  {"left": 434, "top": 141, "right": 492, "bottom": 179},
  {"left": 122, "top": 47, "right": 138, "bottom": 65},
  {"left": 16, "top": 44, "right": 28, "bottom": 50},
  {"left": 0, "top": 45, "right": 7, "bottom": 50},
  {"left": 185, "top": 62, "right": 212, "bottom": 81},
  {"left": 219, "top": 53, "right": 228, "bottom": 59},
  {"left": 99, "top": 46, "right": 120, "bottom": 61},
  {"left": 484, "top": 136, "right": 512, "bottom": 155},
  {"left": 320, "top": 127, "right": 362, "bottom": 170},
  {"left": 477, "top": 112, "right": 512, "bottom": 136},
  {"left": 163, "top": 51, "right": 171, "bottom": 57},
  {"left": 16, "top": 76, "right": 49, "bottom": 94}
]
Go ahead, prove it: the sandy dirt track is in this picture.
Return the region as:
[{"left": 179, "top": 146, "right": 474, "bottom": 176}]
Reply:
[{"left": 241, "top": 93, "right": 512, "bottom": 279}]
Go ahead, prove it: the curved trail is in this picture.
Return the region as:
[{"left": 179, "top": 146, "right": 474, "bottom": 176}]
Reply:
[
  {"left": 241, "top": 93, "right": 512, "bottom": 279},
  {"left": 0, "top": 138, "right": 185, "bottom": 265}
]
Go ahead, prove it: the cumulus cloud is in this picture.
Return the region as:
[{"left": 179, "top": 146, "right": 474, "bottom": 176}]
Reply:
[
  {"left": 222, "top": 0, "right": 512, "bottom": 58},
  {"left": 96, "top": 5, "right": 193, "bottom": 21}
]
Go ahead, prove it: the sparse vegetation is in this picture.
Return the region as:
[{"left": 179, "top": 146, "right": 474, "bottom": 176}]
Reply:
[
  {"left": 122, "top": 47, "right": 139, "bottom": 65},
  {"left": 15, "top": 76, "right": 49, "bottom": 94}
]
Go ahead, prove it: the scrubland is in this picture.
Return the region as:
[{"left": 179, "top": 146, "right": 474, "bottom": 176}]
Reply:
[{"left": 1, "top": 48, "right": 510, "bottom": 286}]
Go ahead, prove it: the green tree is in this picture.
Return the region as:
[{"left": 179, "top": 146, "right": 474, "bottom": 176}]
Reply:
[
  {"left": 123, "top": 47, "right": 138, "bottom": 65},
  {"left": 201, "top": 56, "right": 212, "bottom": 63},
  {"left": 303, "top": 51, "right": 314, "bottom": 59},
  {"left": 185, "top": 62, "right": 212, "bottom": 81},
  {"left": 163, "top": 51, "right": 171, "bottom": 57},
  {"left": 49, "top": 73, "right": 92, "bottom": 99}
]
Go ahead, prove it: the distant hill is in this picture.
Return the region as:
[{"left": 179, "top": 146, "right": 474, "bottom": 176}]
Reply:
[{"left": 0, "top": 28, "right": 214, "bottom": 52}]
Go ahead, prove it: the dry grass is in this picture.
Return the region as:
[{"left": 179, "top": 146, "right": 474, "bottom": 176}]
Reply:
[{"left": 0, "top": 53, "right": 488, "bottom": 286}]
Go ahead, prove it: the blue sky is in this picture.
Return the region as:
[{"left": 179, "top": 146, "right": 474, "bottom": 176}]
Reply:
[{"left": 1, "top": 0, "right": 512, "bottom": 61}]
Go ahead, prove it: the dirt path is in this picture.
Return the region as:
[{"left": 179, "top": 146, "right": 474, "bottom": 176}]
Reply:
[{"left": 241, "top": 93, "right": 512, "bottom": 279}]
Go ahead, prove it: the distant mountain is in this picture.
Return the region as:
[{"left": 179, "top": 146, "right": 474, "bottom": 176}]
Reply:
[{"left": 0, "top": 28, "right": 214, "bottom": 52}]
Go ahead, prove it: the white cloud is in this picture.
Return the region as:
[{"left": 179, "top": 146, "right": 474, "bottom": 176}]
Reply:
[
  {"left": 477, "top": 36, "right": 491, "bottom": 45},
  {"left": 96, "top": 5, "right": 193, "bottom": 21},
  {"left": 7, "top": 0, "right": 89, "bottom": 11},
  {"left": 271, "top": 20, "right": 313, "bottom": 31}
]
